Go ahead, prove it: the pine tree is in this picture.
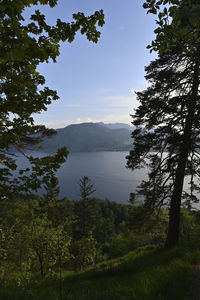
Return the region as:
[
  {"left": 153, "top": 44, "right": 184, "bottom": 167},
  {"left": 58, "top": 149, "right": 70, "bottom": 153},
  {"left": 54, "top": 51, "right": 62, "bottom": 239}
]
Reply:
[
  {"left": 127, "top": 0, "right": 200, "bottom": 248},
  {"left": 74, "top": 176, "right": 97, "bottom": 238},
  {"left": 79, "top": 176, "right": 96, "bottom": 199},
  {"left": 44, "top": 177, "right": 60, "bottom": 202}
]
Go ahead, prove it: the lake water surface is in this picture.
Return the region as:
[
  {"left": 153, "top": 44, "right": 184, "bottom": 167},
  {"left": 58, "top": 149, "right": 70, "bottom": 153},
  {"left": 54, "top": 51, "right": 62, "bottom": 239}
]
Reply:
[
  {"left": 15, "top": 151, "right": 200, "bottom": 205},
  {"left": 16, "top": 151, "right": 147, "bottom": 203},
  {"left": 57, "top": 151, "right": 147, "bottom": 203}
]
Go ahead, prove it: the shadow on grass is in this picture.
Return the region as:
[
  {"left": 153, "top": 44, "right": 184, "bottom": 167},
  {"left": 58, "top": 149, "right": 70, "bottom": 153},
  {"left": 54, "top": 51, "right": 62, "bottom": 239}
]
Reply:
[{"left": 0, "top": 246, "right": 197, "bottom": 300}]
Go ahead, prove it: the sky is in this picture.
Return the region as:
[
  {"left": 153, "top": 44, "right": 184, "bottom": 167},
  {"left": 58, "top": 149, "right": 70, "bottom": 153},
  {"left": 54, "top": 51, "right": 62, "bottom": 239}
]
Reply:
[{"left": 25, "top": 0, "right": 157, "bottom": 128}]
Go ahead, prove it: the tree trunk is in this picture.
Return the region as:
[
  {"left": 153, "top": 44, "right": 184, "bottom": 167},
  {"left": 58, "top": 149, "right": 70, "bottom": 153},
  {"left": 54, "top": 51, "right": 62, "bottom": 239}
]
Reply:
[
  {"left": 165, "top": 59, "right": 200, "bottom": 249},
  {"left": 38, "top": 252, "right": 45, "bottom": 278}
]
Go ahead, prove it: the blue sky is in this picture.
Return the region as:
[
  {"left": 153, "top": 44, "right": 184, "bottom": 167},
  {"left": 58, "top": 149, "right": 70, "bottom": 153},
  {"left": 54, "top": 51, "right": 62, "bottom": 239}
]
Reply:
[{"left": 26, "top": 0, "right": 157, "bottom": 128}]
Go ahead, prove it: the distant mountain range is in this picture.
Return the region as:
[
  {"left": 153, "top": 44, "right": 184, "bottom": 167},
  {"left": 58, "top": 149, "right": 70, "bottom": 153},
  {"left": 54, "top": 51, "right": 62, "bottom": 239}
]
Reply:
[
  {"left": 40, "top": 122, "right": 133, "bottom": 152},
  {"left": 97, "top": 122, "right": 133, "bottom": 131}
]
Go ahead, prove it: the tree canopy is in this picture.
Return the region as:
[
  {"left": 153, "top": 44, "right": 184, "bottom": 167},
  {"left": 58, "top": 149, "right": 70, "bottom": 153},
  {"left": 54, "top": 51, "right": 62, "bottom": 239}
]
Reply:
[
  {"left": 0, "top": 0, "right": 104, "bottom": 197},
  {"left": 127, "top": 0, "right": 200, "bottom": 248}
]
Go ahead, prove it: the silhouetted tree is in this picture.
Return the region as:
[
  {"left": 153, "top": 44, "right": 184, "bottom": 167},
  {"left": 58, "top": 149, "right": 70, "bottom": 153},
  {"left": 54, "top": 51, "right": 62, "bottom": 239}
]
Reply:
[
  {"left": 74, "top": 177, "right": 97, "bottom": 238},
  {"left": 44, "top": 177, "right": 60, "bottom": 201},
  {"left": 78, "top": 176, "right": 96, "bottom": 199},
  {"left": 127, "top": 0, "right": 200, "bottom": 248}
]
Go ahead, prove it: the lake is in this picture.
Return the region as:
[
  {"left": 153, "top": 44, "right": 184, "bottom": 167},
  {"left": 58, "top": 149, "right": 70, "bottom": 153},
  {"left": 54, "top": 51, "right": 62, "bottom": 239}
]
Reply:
[
  {"left": 16, "top": 151, "right": 147, "bottom": 203},
  {"left": 14, "top": 151, "right": 200, "bottom": 206}
]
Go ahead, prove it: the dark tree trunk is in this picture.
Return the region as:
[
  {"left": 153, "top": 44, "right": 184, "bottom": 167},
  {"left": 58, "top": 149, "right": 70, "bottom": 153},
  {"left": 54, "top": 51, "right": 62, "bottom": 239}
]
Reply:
[
  {"left": 165, "top": 60, "right": 200, "bottom": 249},
  {"left": 164, "top": 144, "right": 189, "bottom": 248},
  {"left": 38, "top": 253, "right": 45, "bottom": 278}
]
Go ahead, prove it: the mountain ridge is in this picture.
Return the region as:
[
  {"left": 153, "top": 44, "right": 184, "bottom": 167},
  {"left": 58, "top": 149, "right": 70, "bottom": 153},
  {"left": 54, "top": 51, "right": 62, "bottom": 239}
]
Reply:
[{"left": 40, "top": 122, "right": 133, "bottom": 152}]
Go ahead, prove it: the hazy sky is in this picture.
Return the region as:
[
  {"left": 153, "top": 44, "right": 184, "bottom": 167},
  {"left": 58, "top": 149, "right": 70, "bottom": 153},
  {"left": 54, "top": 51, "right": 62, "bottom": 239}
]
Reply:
[{"left": 25, "top": 0, "right": 157, "bottom": 128}]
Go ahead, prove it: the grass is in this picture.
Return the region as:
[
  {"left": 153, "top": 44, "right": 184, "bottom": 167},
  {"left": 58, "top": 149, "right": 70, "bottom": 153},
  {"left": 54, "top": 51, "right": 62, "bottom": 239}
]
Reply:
[
  {"left": 61, "top": 246, "right": 194, "bottom": 300},
  {"left": 1, "top": 245, "right": 199, "bottom": 300}
]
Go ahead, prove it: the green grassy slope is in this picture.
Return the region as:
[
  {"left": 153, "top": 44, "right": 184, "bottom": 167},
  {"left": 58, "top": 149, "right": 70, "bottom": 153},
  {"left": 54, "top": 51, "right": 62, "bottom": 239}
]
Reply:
[
  {"left": 2, "top": 245, "right": 199, "bottom": 300},
  {"left": 61, "top": 246, "right": 195, "bottom": 300}
]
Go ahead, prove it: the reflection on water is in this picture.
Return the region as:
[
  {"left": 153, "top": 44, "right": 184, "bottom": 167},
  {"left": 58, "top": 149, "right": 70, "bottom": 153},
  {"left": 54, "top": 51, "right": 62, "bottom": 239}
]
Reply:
[
  {"left": 14, "top": 151, "right": 200, "bottom": 205},
  {"left": 15, "top": 151, "right": 147, "bottom": 203}
]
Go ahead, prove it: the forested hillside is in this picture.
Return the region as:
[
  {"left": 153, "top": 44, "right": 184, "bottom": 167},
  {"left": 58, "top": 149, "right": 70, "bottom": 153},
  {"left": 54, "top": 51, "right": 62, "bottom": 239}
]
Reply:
[
  {"left": 40, "top": 123, "right": 132, "bottom": 152},
  {"left": 2, "top": 0, "right": 200, "bottom": 299},
  {"left": 1, "top": 191, "right": 200, "bottom": 299}
]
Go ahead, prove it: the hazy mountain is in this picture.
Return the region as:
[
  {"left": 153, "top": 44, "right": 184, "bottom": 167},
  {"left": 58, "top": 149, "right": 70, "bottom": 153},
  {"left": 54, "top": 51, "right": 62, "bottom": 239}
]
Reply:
[
  {"left": 40, "top": 122, "right": 133, "bottom": 152},
  {"left": 97, "top": 122, "right": 133, "bottom": 131}
]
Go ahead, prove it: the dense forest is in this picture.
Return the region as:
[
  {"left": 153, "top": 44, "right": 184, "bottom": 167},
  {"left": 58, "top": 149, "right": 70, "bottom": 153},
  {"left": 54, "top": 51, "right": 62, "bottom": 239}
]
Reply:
[
  {"left": 1, "top": 186, "right": 200, "bottom": 298},
  {"left": 2, "top": 0, "right": 200, "bottom": 299}
]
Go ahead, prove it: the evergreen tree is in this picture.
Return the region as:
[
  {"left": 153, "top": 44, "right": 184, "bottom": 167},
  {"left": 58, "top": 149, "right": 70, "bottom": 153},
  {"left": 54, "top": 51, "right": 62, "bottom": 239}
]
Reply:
[
  {"left": 75, "top": 176, "right": 97, "bottom": 238},
  {"left": 44, "top": 177, "right": 60, "bottom": 201},
  {"left": 79, "top": 176, "right": 96, "bottom": 199},
  {"left": 127, "top": 0, "right": 200, "bottom": 248}
]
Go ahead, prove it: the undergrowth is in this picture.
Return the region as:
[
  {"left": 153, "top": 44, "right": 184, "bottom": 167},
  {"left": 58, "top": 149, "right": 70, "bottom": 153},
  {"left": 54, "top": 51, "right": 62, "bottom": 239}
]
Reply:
[{"left": 1, "top": 245, "right": 199, "bottom": 300}]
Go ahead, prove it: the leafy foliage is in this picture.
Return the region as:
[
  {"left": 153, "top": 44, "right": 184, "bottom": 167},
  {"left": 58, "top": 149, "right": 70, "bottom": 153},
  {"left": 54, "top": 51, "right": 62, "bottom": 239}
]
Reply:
[
  {"left": 143, "top": 0, "right": 200, "bottom": 54},
  {"left": 1, "top": 191, "right": 200, "bottom": 298},
  {"left": 0, "top": 0, "right": 104, "bottom": 197}
]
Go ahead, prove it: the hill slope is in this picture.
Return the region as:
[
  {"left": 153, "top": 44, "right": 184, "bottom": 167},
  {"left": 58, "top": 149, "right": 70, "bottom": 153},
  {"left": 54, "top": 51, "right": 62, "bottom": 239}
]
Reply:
[
  {"left": 41, "top": 122, "right": 133, "bottom": 152},
  {"left": 3, "top": 246, "right": 197, "bottom": 299},
  {"left": 61, "top": 246, "right": 193, "bottom": 300}
]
